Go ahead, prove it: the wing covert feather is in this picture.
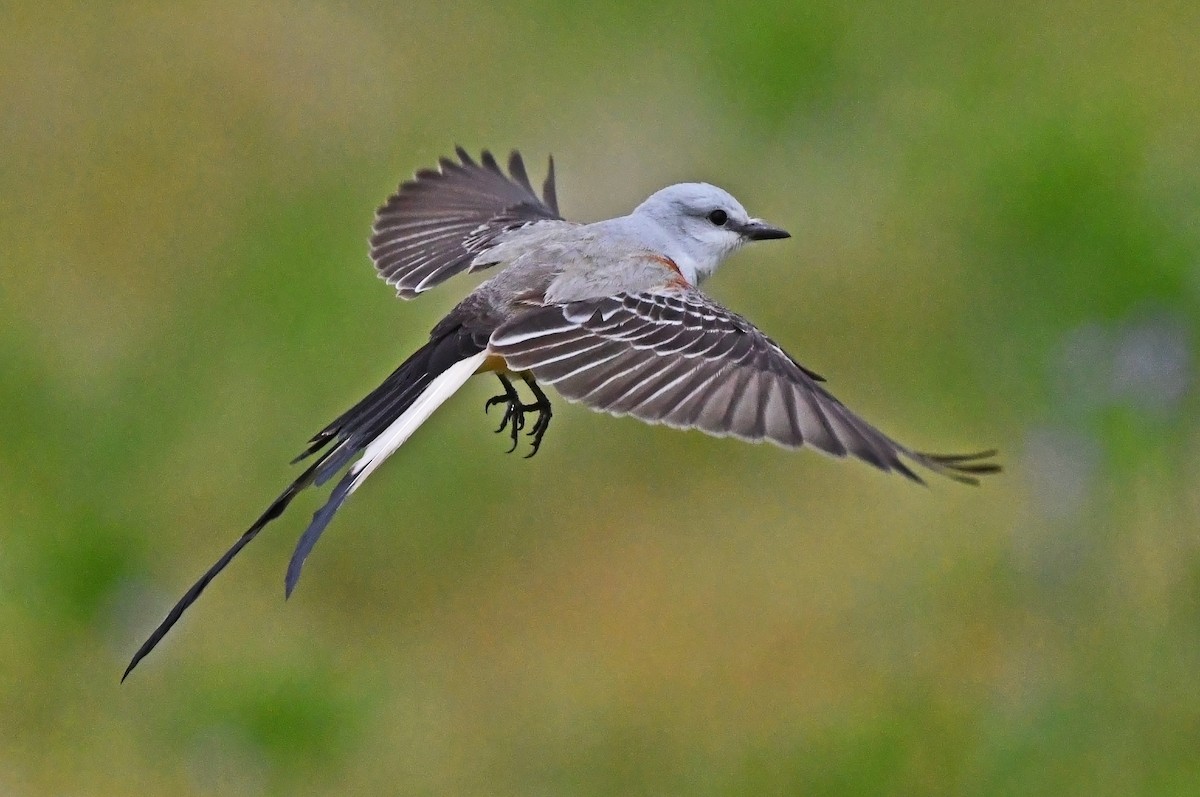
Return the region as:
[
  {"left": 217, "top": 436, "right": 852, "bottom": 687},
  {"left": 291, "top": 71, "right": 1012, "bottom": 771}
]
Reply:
[{"left": 492, "top": 292, "right": 999, "bottom": 483}]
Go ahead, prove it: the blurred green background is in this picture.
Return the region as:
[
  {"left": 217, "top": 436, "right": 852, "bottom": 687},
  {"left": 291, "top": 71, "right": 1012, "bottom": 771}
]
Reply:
[{"left": 4, "top": 1, "right": 1199, "bottom": 794}]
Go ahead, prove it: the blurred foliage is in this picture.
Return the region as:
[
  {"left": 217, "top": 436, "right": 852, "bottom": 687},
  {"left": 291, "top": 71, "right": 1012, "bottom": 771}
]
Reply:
[{"left": 2, "top": 0, "right": 1199, "bottom": 795}]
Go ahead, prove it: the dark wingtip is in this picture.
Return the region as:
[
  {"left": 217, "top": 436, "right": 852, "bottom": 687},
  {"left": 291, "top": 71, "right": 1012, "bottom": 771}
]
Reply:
[
  {"left": 480, "top": 149, "right": 501, "bottom": 173},
  {"left": 897, "top": 461, "right": 927, "bottom": 486},
  {"left": 882, "top": 449, "right": 926, "bottom": 485},
  {"left": 917, "top": 449, "right": 1002, "bottom": 485},
  {"left": 507, "top": 150, "right": 533, "bottom": 193},
  {"left": 542, "top": 155, "right": 558, "bottom": 215}
]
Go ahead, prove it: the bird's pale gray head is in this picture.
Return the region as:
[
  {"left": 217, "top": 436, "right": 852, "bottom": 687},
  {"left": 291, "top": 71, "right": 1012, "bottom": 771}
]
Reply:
[{"left": 632, "top": 183, "right": 789, "bottom": 284}]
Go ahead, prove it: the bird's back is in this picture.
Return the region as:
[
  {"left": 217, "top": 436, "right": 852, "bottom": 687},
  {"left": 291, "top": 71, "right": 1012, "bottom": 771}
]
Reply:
[{"left": 471, "top": 215, "right": 685, "bottom": 308}]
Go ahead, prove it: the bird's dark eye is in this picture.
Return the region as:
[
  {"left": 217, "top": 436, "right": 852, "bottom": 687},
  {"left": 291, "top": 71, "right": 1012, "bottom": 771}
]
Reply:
[{"left": 707, "top": 209, "right": 728, "bottom": 226}]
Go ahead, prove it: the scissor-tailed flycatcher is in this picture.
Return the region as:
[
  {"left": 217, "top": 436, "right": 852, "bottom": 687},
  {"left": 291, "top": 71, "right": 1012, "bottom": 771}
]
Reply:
[{"left": 123, "top": 148, "right": 998, "bottom": 679}]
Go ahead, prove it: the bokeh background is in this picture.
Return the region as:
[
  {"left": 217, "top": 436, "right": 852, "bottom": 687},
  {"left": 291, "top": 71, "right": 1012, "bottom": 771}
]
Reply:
[{"left": 4, "top": 1, "right": 1199, "bottom": 794}]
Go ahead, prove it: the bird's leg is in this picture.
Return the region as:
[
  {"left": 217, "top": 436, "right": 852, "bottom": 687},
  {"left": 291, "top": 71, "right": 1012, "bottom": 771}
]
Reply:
[
  {"left": 485, "top": 374, "right": 526, "bottom": 452},
  {"left": 520, "top": 374, "right": 554, "bottom": 458},
  {"left": 483, "top": 373, "right": 554, "bottom": 456}
]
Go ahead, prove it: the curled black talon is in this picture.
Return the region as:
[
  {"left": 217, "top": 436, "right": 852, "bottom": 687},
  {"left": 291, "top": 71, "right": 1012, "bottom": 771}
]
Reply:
[
  {"left": 485, "top": 375, "right": 523, "bottom": 437},
  {"left": 521, "top": 374, "right": 554, "bottom": 458},
  {"left": 496, "top": 401, "right": 518, "bottom": 435},
  {"left": 485, "top": 373, "right": 555, "bottom": 456},
  {"left": 505, "top": 408, "right": 523, "bottom": 453},
  {"left": 485, "top": 395, "right": 512, "bottom": 433},
  {"left": 523, "top": 414, "right": 551, "bottom": 458}
]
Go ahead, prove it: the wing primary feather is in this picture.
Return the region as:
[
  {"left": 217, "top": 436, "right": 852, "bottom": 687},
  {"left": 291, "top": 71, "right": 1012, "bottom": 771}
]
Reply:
[
  {"left": 500, "top": 292, "right": 996, "bottom": 485},
  {"left": 507, "top": 151, "right": 534, "bottom": 193},
  {"left": 370, "top": 148, "right": 562, "bottom": 297},
  {"left": 542, "top": 155, "right": 558, "bottom": 215}
]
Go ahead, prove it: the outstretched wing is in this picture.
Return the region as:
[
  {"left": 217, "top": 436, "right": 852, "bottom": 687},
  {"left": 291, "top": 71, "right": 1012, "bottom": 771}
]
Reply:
[
  {"left": 370, "top": 147, "right": 563, "bottom": 298},
  {"left": 490, "top": 291, "right": 999, "bottom": 484}
]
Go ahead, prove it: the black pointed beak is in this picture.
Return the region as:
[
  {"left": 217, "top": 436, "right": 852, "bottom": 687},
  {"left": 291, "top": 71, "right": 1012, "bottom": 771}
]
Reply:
[{"left": 737, "top": 219, "right": 791, "bottom": 241}]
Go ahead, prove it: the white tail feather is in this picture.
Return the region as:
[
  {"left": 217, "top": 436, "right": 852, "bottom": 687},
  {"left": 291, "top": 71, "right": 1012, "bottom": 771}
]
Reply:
[{"left": 347, "top": 351, "right": 487, "bottom": 493}]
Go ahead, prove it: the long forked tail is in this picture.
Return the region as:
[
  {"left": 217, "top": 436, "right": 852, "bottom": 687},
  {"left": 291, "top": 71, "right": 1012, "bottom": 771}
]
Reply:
[
  {"left": 123, "top": 333, "right": 486, "bottom": 681},
  {"left": 283, "top": 351, "right": 486, "bottom": 595}
]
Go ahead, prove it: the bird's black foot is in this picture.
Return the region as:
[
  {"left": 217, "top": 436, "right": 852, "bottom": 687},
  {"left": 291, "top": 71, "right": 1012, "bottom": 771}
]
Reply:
[
  {"left": 484, "top": 374, "right": 553, "bottom": 457},
  {"left": 485, "top": 374, "right": 525, "bottom": 447},
  {"left": 520, "top": 375, "right": 553, "bottom": 458}
]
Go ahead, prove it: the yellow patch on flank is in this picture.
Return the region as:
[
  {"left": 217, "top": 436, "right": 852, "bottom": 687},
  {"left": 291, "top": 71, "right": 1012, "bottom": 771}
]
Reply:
[{"left": 476, "top": 354, "right": 512, "bottom": 374}]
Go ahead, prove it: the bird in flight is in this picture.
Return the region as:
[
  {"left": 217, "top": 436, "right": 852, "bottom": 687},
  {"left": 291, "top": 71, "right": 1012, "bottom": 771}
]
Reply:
[{"left": 123, "top": 148, "right": 998, "bottom": 679}]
